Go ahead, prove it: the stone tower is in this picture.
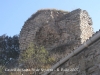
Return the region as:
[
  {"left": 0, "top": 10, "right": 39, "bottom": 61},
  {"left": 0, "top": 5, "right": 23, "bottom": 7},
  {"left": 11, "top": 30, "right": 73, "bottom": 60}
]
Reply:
[{"left": 19, "top": 9, "right": 93, "bottom": 54}]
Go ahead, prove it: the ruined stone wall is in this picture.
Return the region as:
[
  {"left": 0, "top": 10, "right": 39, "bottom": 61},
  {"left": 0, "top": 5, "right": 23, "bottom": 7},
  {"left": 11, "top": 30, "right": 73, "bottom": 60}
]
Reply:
[
  {"left": 80, "top": 10, "right": 93, "bottom": 43},
  {"left": 19, "top": 9, "right": 69, "bottom": 51},
  {"left": 19, "top": 9, "right": 93, "bottom": 54},
  {"left": 18, "top": 8, "right": 96, "bottom": 75},
  {"left": 49, "top": 37, "right": 100, "bottom": 75}
]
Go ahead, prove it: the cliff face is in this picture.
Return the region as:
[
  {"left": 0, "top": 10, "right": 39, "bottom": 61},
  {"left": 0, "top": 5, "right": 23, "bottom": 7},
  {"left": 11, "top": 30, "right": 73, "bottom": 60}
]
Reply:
[{"left": 19, "top": 9, "right": 93, "bottom": 55}]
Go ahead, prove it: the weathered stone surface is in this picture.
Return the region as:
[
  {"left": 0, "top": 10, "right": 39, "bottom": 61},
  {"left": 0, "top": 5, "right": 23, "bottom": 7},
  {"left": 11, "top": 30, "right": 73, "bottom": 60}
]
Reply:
[
  {"left": 49, "top": 38, "right": 100, "bottom": 75},
  {"left": 19, "top": 8, "right": 99, "bottom": 75},
  {"left": 19, "top": 9, "right": 93, "bottom": 53}
]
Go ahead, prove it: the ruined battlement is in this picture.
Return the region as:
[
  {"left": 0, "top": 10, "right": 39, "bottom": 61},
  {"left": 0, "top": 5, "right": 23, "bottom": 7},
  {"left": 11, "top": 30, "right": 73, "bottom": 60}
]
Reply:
[
  {"left": 17, "top": 8, "right": 100, "bottom": 75},
  {"left": 19, "top": 9, "right": 93, "bottom": 53}
]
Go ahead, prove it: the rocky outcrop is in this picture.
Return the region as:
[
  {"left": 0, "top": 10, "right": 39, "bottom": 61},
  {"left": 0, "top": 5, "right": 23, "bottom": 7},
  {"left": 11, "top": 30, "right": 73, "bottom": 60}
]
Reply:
[{"left": 19, "top": 9, "right": 93, "bottom": 55}]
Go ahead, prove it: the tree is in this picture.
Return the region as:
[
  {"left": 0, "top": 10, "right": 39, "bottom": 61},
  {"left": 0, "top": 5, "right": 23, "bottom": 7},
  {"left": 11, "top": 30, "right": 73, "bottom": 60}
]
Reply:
[
  {"left": 0, "top": 65, "right": 6, "bottom": 75},
  {"left": 0, "top": 34, "right": 20, "bottom": 66},
  {"left": 20, "top": 43, "right": 55, "bottom": 75}
]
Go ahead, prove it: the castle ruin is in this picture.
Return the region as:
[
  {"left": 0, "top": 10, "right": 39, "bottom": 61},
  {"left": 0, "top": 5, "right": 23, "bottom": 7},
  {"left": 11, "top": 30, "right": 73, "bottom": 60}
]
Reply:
[
  {"left": 19, "top": 9, "right": 100, "bottom": 75},
  {"left": 19, "top": 9, "right": 93, "bottom": 53}
]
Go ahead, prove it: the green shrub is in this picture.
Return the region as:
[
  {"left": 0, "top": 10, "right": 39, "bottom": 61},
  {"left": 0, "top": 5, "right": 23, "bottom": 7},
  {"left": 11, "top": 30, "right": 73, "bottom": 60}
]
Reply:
[{"left": 20, "top": 42, "right": 55, "bottom": 69}]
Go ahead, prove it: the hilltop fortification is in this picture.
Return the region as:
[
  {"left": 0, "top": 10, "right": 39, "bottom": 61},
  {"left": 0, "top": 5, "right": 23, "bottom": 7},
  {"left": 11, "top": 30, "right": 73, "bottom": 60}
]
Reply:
[{"left": 19, "top": 9, "right": 93, "bottom": 54}]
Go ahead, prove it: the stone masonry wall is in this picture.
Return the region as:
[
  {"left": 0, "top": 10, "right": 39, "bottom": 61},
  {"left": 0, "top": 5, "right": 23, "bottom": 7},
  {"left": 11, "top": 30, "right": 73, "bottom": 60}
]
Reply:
[
  {"left": 19, "top": 9, "right": 69, "bottom": 51},
  {"left": 19, "top": 9, "right": 93, "bottom": 54},
  {"left": 80, "top": 10, "right": 93, "bottom": 43},
  {"left": 49, "top": 38, "right": 100, "bottom": 75},
  {"left": 18, "top": 8, "right": 96, "bottom": 75}
]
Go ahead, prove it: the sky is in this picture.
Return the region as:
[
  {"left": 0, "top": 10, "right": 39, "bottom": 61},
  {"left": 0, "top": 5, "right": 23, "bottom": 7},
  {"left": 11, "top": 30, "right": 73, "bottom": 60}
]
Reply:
[{"left": 0, "top": 0, "right": 100, "bottom": 36}]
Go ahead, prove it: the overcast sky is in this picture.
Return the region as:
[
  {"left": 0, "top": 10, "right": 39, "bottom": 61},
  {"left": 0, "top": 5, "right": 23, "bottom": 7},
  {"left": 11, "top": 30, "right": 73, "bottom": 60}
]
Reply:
[{"left": 0, "top": 0, "right": 100, "bottom": 36}]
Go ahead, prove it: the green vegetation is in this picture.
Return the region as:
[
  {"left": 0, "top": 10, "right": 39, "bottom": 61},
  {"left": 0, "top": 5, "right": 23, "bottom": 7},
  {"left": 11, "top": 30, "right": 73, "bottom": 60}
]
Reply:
[
  {"left": 0, "top": 66, "right": 5, "bottom": 75},
  {"left": 19, "top": 43, "right": 55, "bottom": 75},
  {"left": 20, "top": 42, "right": 55, "bottom": 69},
  {"left": 0, "top": 34, "right": 19, "bottom": 66}
]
